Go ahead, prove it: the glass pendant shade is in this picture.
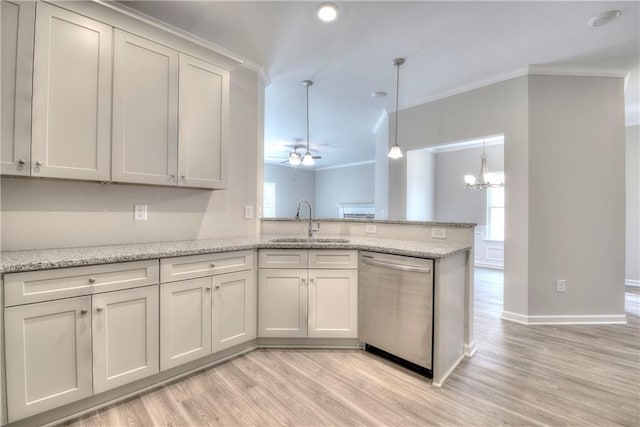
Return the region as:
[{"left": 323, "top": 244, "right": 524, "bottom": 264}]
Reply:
[
  {"left": 388, "top": 144, "right": 403, "bottom": 159},
  {"left": 289, "top": 152, "right": 301, "bottom": 166}
]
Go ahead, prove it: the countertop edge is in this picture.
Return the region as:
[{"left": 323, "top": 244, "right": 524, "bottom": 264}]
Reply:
[
  {"left": 0, "top": 238, "right": 472, "bottom": 274},
  {"left": 262, "top": 218, "right": 476, "bottom": 228}
]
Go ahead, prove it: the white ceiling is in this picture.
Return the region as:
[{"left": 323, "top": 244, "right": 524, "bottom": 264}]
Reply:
[{"left": 121, "top": 1, "right": 639, "bottom": 168}]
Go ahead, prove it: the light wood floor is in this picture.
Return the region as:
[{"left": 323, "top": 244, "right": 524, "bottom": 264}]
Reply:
[{"left": 63, "top": 269, "right": 640, "bottom": 426}]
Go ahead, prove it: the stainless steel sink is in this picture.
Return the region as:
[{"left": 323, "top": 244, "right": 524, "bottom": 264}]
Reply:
[{"left": 270, "top": 237, "right": 350, "bottom": 244}]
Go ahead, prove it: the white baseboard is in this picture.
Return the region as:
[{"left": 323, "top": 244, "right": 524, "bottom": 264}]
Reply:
[
  {"left": 464, "top": 341, "right": 477, "bottom": 357},
  {"left": 431, "top": 353, "right": 465, "bottom": 389},
  {"left": 474, "top": 262, "right": 503, "bottom": 270},
  {"left": 501, "top": 311, "right": 627, "bottom": 325},
  {"left": 626, "top": 279, "right": 640, "bottom": 287}
]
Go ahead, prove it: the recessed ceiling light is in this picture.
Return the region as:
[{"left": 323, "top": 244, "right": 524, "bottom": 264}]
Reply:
[
  {"left": 588, "top": 10, "right": 622, "bottom": 27},
  {"left": 372, "top": 91, "right": 387, "bottom": 98},
  {"left": 317, "top": 3, "right": 338, "bottom": 22}
]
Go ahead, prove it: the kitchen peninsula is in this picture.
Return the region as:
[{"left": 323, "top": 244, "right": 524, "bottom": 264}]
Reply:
[{"left": 0, "top": 219, "right": 474, "bottom": 426}]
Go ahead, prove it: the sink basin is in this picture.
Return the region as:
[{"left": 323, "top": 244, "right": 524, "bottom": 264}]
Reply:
[{"left": 270, "top": 237, "right": 350, "bottom": 244}]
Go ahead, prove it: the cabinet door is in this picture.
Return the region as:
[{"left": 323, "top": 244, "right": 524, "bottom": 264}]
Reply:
[
  {"left": 258, "top": 269, "right": 307, "bottom": 338},
  {"left": 178, "top": 54, "right": 229, "bottom": 189},
  {"left": 160, "top": 278, "right": 212, "bottom": 371},
  {"left": 92, "top": 286, "right": 159, "bottom": 394},
  {"left": 1, "top": 0, "right": 34, "bottom": 176},
  {"left": 31, "top": 2, "right": 112, "bottom": 180},
  {"left": 212, "top": 270, "right": 256, "bottom": 353},
  {"left": 112, "top": 30, "right": 178, "bottom": 186},
  {"left": 4, "top": 297, "right": 92, "bottom": 422},
  {"left": 308, "top": 269, "right": 358, "bottom": 338}
]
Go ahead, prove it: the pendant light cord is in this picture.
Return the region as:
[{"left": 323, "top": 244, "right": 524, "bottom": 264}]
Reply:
[
  {"left": 394, "top": 61, "right": 400, "bottom": 146},
  {"left": 306, "top": 82, "right": 310, "bottom": 153}
]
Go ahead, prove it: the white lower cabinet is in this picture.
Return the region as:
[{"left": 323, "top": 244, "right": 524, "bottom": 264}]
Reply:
[
  {"left": 4, "top": 296, "right": 93, "bottom": 422},
  {"left": 160, "top": 277, "right": 212, "bottom": 370},
  {"left": 258, "top": 269, "right": 308, "bottom": 338},
  {"left": 308, "top": 269, "right": 358, "bottom": 338},
  {"left": 212, "top": 270, "right": 257, "bottom": 352},
  {"left": 159, "top": 253, "right": 256, "bottom": 371},
  {"left": 92, "top": 286, "right": 159, "bottom": 394},
  {"left": 258, "top": 250, "right": 358, "bottom": 339}
]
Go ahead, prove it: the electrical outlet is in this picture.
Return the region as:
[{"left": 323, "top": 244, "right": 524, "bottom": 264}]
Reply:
[
  {"left": 432, "top": 228, "right": 447, "bottom": 239},
  {"left": 556, "top": 279, "right": 566, "bottom": 293},
  {"left": 366, "top": 224, "right": 377, "bottom": 233},
  {"left": 244, "top": 206, "right": 253, "bottom": 219},
  {"left": 134, "top": 204, "right": 147, "bottom": 221}
]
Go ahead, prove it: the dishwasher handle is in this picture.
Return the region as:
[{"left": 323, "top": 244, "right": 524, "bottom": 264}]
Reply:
[{"left": 360, "top": 257, "right": 431, "bottom": 274}]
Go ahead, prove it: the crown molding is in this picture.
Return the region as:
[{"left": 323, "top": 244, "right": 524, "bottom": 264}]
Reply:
[
  {"left": 392, "top": 67, "right": 530, "bottom": 113},
  {"left": 315, "top": 160, "right": 376, "bottom": 171},
  {"left": 527, "top": 64, "right": 630, "bottom": 79}
]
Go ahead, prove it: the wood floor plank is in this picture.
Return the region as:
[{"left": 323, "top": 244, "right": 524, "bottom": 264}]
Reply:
[{"left": 61, "top": 269, "right": 640, "bottom": 427}]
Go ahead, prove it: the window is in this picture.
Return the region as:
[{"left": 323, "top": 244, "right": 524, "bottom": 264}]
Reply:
[
  {"left": 487, "top": 181, "right": 504, "bottom": 241},
  {"left": 263, "top": 182, "right": 275, "bottom": 218}
]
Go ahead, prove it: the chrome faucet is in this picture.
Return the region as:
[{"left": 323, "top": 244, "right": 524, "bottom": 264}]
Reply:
[{"left": 296, "top": 199, "right": 320, "bottom": 239}]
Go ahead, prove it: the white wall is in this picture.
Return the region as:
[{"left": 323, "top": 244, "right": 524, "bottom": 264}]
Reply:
[
  {"left": 315, "top": 163, "right": 375, "bottom": 218},
  {"left": 625, "top": 125, "right": 639, "bottom": 285},
  {"left": 1, "top": 67, "right": 263, "bottom": 251},
  {"left": 373, "top": 113, "right": 389, "bottom": 219},
  {"left": 263, "top": 163, "right": 315, "bottom": 218},
  {"left": 406, "top": 149, "right": 435, "bottom": 221},
  {"left": 388, "top": 76, "right": 530, "bottom": 316},
  {"left": 527, "top": 75, "right": 625, "bottom": 317},
  {"left": 434, "top": 145, "right": 503, "bottom": 224}
]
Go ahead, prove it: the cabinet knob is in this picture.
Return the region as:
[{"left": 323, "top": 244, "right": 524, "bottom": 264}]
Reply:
[
  {"left": 214, "top": 284, "right": 221, "bottom": 289},
  {"left": 96, "top": 306, "right": 104, "bottom": 312},
  {"left": 35, "top": 160, "right": 42, "bottom": 167},
  {"left": 210, "top": 263, "right": 216, "bottom": 268},
  {"left": 80, "top": 309, "right": 88, "bottom": 315},
  {"left": 88, "top": 277, "right": 96, "bottom": 284},
  {"left": 181, "top": 175, "right": 186, "bottom": 179},
  {"left": 17, "top": 159, "right": 26, "bottom": 166},
  {"left": 170, "top": 174, "right": 176, "bottom": 178},
  {"left": 309, "top": 278, "right": 315, "bottom": 284},
  {"left": 301, "top": 277, "right": 306, "bottom": 283},
  {"left": 205, "top": 287, "right": 211, "bottom": 291}
]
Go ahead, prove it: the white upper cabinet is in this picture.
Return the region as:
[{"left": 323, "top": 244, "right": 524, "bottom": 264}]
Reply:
[
  {"left": 31, "top": 2, "right": 112, "bottom": 181},
  {"left": 112, "top": 30, "right": 179, "bottom": 185},
  {"left": 1, "top": 0, "right": 34, "bottom": 176},
  {"left": 178, "top": 54, "right": 229, "bottom": 189}
]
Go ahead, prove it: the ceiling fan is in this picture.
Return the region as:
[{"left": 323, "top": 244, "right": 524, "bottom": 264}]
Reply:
[{"left": 267, "top": 144, "right": 322, "bottom": 166}]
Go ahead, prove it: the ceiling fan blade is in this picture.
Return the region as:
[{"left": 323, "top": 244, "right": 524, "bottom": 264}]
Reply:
[{"left": 312, "top": 155, "right": 322, "bottom": 159}]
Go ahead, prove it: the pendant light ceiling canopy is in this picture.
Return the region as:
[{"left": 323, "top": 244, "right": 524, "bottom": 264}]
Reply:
[
  {"left": 388, "top": 58, "right": 405, "bottom": 160},
  {"left": 464, "top": 139, "right": 504, "bottom": 189}
]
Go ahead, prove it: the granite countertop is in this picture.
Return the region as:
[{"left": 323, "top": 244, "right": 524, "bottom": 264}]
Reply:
[
  {"left": 0, "top": 235, "right": 472, "bottom": 274},
  {"left": 262, "top": 218, "right": 476, "bottom": 228}
]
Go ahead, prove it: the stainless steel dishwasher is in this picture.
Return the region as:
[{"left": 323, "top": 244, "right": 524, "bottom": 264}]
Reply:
[{"left": 359, "top": 251, "right": 434, "bottom": 377}]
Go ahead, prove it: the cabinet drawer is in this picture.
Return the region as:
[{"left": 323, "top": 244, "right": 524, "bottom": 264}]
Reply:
[
  {"left": 160, "top": 250, "right": 253, "bottom": 283},
  {"left": 4, "top": 260, "right": 159, "bottom": 307},
  {"left": 258, "top": 250, "right": 308, "bottom": 269},
  {"left": 308, "top": 250, "right": 358, "bottom": 269}
]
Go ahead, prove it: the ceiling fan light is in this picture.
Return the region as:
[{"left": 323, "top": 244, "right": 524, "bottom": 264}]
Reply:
[
  {"left": 387, "top": 144, "right": 403, "bottom": 159},
  {"left": 289, "top": 156, "right": 301, "bottom": 166},
  {"left": 302, "top": 152, "right": 315, "bottom": 166}
]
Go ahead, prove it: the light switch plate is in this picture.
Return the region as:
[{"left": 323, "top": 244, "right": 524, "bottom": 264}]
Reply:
[
  {"left": 431, "top": 228, "right": 446, "bottom": 239},
  {"left": 134, "top": 204, "right": 147, "bottom": 221},
  {"left": 244, "top": 206, "right": 254, "bottom": 219}
]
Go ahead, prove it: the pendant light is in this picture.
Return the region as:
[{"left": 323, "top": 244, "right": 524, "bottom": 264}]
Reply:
[
  {"left": 388, "top": 58, "right": 405, "bottom": 159},
  {"left": 301, "top": 80, "right": 315, "bottom": 166},
  {"left": 464, "top": 139, "right": 504, "bottom": 189}
]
